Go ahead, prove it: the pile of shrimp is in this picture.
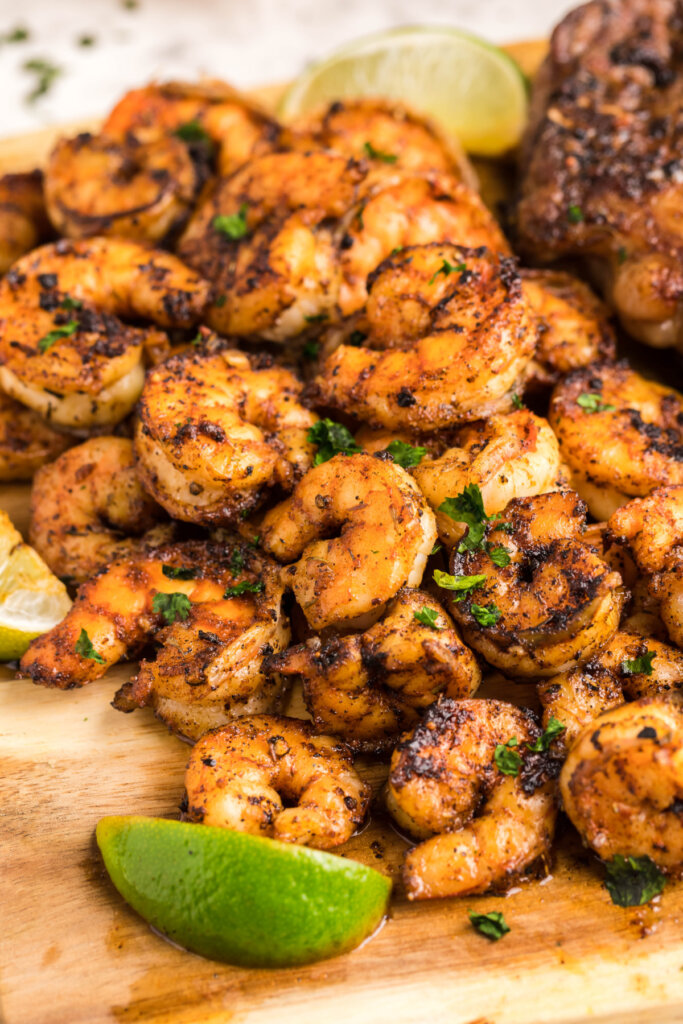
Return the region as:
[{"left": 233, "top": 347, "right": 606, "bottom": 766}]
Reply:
[{"left": 8, "top": 75, "right": 683, "bottom": 911}]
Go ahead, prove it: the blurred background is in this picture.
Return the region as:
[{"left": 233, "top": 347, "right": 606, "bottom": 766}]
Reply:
[{"left": 0, "top": 0, "right": 574, "bottom": 135}]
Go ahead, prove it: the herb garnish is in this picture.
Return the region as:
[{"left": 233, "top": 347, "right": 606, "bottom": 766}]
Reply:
[
  {"left": 152, "top": 591, "right": 192, "bottom": 624},
  {"left": 381, "top": 440, "right": 427, "bottom": 469},
  {"left": 75, "top": 628, "right": 106, "bottom": 664},
  {"left": 363, "top": 141, "right": 398, "bottom": 164},
  {"left": 304, "top": 313, "right": 328, "bottom": 324},
  {"left": 2, "top": 26, "right": 29, "bottom": 43},
  {"left": 413, "top": 607, "right": 443, "bottom": 630},
  {"left": 302, "top": 339, "right": 319, "bottom": 360},
  {"left": 433, "top": 570, "right": 486, "bottom": 599},
  {"left": 568, "top": 204, "right": 584, "bottom": 224},
  {"left": 307, "top": 419, "right": 362, "bottom": 465},
  {"left": 621, "top": 651, "right": 656, "bottom": 676},
  {"left": 213, "top": 203, "right": 249, "bottom": 240},
  {"left": 438, "top": 483, "right": 497, "bottom": 553},
  {"left": 468, "top": 910, "right": 510, "bottom": 940},
  {"left": 229, "top": 548, "right": 245, "bottom": 575},
  {"left": 512, "top": 393, "right": 525, "bottom": 410},
  {"left": 526, "top": 716, "right": 566, "bottom": 752},
  {"left": 162, "top": 565, "right": 196, "bottom": 581},
  {"left": 577, "top": 393, "right": 615, "bottom": 414},
  {"left": 494, "top": 737, "right": 522, "bottom": 775},
  {"left": 24, "top": 58, "right": 62, "bottom": 103},
  {"left": 174, "top": 120, "right": 213, "bottom": 148},
  {"left": 487, "top": 545, "right": 511, "bottom": 568},
  {"left": 428, "top": 258, "right": 467, "bottom": 286},
  {"left": 604, "top": 855, "right": 665, "bottom": 907},
  {"left": 38, "top": 320, "right": 78, "bottom": 353},
  {"left": 471, "top": 602, "right": 501, "bottom": 627},
  {"left": 223, "top": 580, "right": 264, "bottom": 598}
]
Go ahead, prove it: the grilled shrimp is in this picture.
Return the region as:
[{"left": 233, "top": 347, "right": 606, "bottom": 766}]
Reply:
[
  {"left": 102, "top": 79, "right": 281, "bottom": 178},
  {"left": 521, "top": 270, "right": 616, "bottom": 390},
  {"left": 113, "top": 549, "right": 289, "bottom": 740},
  {"left": 0, "top": 389, "right": 70, "bottom": 481},
  {"left": 311, "top": 244, "right": 536, "bottom": 431},
  {"left": 178, "top": 151, "right": 365, "bottom": 340},
  {"left": 0, "top": 238, "right": 209, "bottom": 430},
  {"left": 134, "top": 347, "right": 317, "bottom": 525},
  {"left": 335, "top": 170, "right": 509, "bottom": 317},
  {"left": 608, "top": 485, "right": 683, "bottom": 649},
  {"left": 549, "top": 361, "right": 683, "bottom": 520},
  {"left": 260, "top": 452, "right": 437, "bottom": 631},
  {"left": 447, "top": 491, "right": 626, "bottom": 678},
  {"left": 266, "top": 588, "right": 481, "bottom": 753},
  {"left": 44, "top": 132, "right": 198, "bottom": 243},
  {"left": 184, "top": 715, "right": 370, "bottom": 848},
  {"left": 0, "top": 170, "right": 50, "bottom": 273},
  {"left": 538, "top": 631, "right": 683, "bottom": 751},
  {"left": 386, "top": 698, "right": 558, "bottom": 899},
  {"left": 19, "top": 541, "right": 289, "bottom": 715},
  {"left": 283, "top": 98, "right": 472, "bottom": 180},
  {"left": 29, "top": 436, "right": 170, "bottom": 584},
  {"left": 412, "top": 410, "right": 566, "bottom": 548},
  {"left": 560, "top": 697, "right": 683, "bottom": 869}
]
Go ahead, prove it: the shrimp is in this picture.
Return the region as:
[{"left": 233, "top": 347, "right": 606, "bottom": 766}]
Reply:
[
  {"left": 259, "top": 452, "right": 437, "bottom": 631},
  {"left": 0, "top": 238, "right": 210, "bottom": 430},
  {"left": 446, "top": 491, "right": 626, "bottom": 678},
  {"left": 521, "top": 270, "right": 616, "bottom": 390},
  {"left": 0, "top": 170, "right": 50, "bottom": 274},
  {"left": 183, "top": 715, "right": 370, "bottom": 849},
  {"left": 0, "top": 389, "right": 70, "bottom": 481},
  {"left": 102, "top": 79, "right": 281, "bottom": 177},
  {"left": 334, "top": 170, "right": 510, "bottom": 317},
  {"left": 266, "top": 587, "right": 481, "bottom": 753},
  {"left": 608, "top": 485, "right": 683, "bottom": 649},
  {"left": 538, "top": 631, "right": 683, "bottom": 751},
  {"left": 386, "top": 698, "right": 558, "bottom": 899},
  {"left": 134, "top": 346, "right": 317, "bottom": 525},
  {"left": 412, "top": 410, "right": 566, "bottom": 548},
  {"left": 112, "top": 550, "right": 290, "bottom": 740},
  {"left": 29, "top": 436, "right": 171, "bottom": 584},
  {"left": 283, "top": 98, "right": 473, "bottom": 181},
  {"left": 549, "top": 361, "right": 683, "bottom": 520},
  {"left": 178, "top": 150, "right": 366, "bottom": 341},
  {"left": 560, "top": 696, "right": 683, "bottom": 869},
  {"left": 310, "top": 244, "right": 537, "bottom": 431},
  {"left": 19, "top": 542, "right": 289, "bottom": 720},
  {"left": 44, "top": 132, "right": 198, "bottom": 243}
]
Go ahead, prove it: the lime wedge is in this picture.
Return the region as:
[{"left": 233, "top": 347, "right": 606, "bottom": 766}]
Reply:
[
  {"left": 96, "top": 816, "right": 392, "bottom": 967},
  {"left": 0, "top": 509, "right": 71, "bottom": 661},
  {"left": 279, "top": 26, "right": 528, "bottom": 156}
]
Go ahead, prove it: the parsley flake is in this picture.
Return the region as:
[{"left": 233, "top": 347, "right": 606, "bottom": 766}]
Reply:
[
  {"left": 470, "top": 602, "right": 501, "bottom": 627},
  {"left": 568, "top": 204, "right": 584, "bottom": 224},
  {"left": 487, "top": 545, "right": 511, "bottom": 568},
  {"left": 213, "top": 203, "right": 249, "bottom": 240},
  {"left": 363, "top": 141, "right": 398, "bottom": 164},
  {"left": 439, "top": 483, "right": 494, "bottom": 552},
  {"left": 382, "top": 440, "right": 427, "bottom": 469},
  {"left": 468, "top": 910, "right": 510, "bottom": 940},
  {"left": 604, "top": 855, "right": 665, "bottom": 907},
  {"left": 24, "top": 58, "right": 62, "bottom": 103},
  {"left": 304, "top": 313, "right": 328, "bottom": 323},
  {"left": 162, "top": 565, "right": 196, "bottom": 581},
  {"left": 577, "top": 393, "right": 615, "bottom": 414},
  {"left": 75, "top": 628, "right": 106, "bottom": 664},
  {"left": 38, "top": 319, "right": 78, "bottom": 353},
  {"left": 223, "top": 580, "right": 264, "bottom": 598},
  {"left": 307, "top": 419, "right": 362, "bottom": 465},
  {"left": 152, "top": 591, "right": 192, "bottom": 624},
  {"left": 229, "top": 548, "right": 245, "bottom": 575},
  {"left": 302, "top": 339, "right": 319, "bottom": 360},
  {"left": 494, "top": 737, "right": 522, "bottom": 775},
  {"left": 2, "top": 26, "right": 29, "bottom": 43},
  {"left": 174, "top": 120, "right": 213, "bottom": 149},
  {"left": 621, "top": 651, "right": 656, "bottom": 676},
  {"left": 60, "top": 295, "right": 83, "bottom": 310},
  {"left": 413, "top": 607, "right": 443, "bottom": 630},
  {"left": 428, "top": 258, "right": 467, "bottom": 286},
  {"left": 512, "top": 393, "right": 525, "bottom": 410},
  {"left": 526, "top": 716, "right": 566, "bottom": 753},
  {"left": 433, "top": 570, "right": 486, "bottom": 598}
]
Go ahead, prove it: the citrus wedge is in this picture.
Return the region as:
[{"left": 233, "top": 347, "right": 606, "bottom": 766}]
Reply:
[
  {"left": 279, "top": 25, "right": 528, "bottom": 156},
  {"left": 96, "top": 816, "right": 392, "bottom": 967},
  {"left": 0, "top": 509, "right": 71, "bottom": 661}
]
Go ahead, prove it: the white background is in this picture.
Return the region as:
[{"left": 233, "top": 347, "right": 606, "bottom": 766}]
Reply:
[{"left": 0, "top": 0, "right": 575, "bottom": 135}]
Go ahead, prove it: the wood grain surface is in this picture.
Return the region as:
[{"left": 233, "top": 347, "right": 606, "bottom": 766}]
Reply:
[{"left": 3, "top": 37, "right": 683, "bottom": 1024}]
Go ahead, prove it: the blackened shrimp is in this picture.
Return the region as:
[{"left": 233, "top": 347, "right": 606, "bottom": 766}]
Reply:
[
  {"left": 184, "top": 715, "right": 370, "bottom": 848},
  {"left": 259, "top": 452, "right": 437, "bottom": 631},
  {"left": 386, "top": 698, "right": 558, "bottom": 899},
  {"left": 0, "top": 389, "right": 70, "bottom": 481},
  {"left": 266, "top": 588, "right": 481, "bottom": 753}
]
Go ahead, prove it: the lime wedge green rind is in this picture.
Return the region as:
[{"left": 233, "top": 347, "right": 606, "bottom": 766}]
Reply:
[
  {"left": 96, "top": 816, "right": 392, "bottom": 968},
  {"left": 279, "top": 25, "right": 528, "bottom": 156}
]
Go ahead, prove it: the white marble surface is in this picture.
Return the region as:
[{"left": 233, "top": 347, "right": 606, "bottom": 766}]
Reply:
[{"left": 0, "top": 0, "right": 574, "bottom": 136}]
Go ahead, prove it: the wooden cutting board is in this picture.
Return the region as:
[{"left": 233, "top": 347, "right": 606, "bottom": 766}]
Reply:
[{"left": 3, "top": 39, "right": 683, "bottom": 1024}]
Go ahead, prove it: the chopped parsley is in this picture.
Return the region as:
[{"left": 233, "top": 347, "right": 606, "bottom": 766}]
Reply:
[
  {"left": 2, "top": 26, "right": 29, "bottom": 43},
  {"left": 604, "top": 855, "right": 665, "bottom": 907},
  {"left": 174, "top": 120, "right": 213, "bottom": 149},
  {"left": 304, "top": 313, "right": 328, "bottom": 323},
  {"left": 621, "top": 650, "right": 656, "bottom": 676},
  {"left": 75, "top": 628, "right": 106, "bottom": 664},
  {"left": 307, "top": 418, "right": 362, "bottom": 465},
  {"left": 470, "top": 602, "right": 501, "bottom": 627},
  {"left": 430, "top": 543, "right": 442, "bottom": 556},
  {"left": 468, "top": 910, "right": 510, "bottom": 941},
  {"left": 526, "top": 716, "right": 566, "bottom": 753},
  {"left": 302, "top": 339, "right": 320, "bottom": 360},
  {"left": 213, "top": 203, "right": 249, "bottom": 240},
  {"left": 413, "top": 606, "right": 443, "bottom": 630},
  {"left": 487, "top": 545, "right": 511, "bottom": 568},
  {"left": 381, "top": 440, "right": 427, "bottom": 469},
  {"left": 577, "top": 393, "right": 615, "bottom": 414},
  {"left": 60, "top": 295, "right": 83, "bottom": 310},
  {"left": 439, "top": 483, "right": 494, "bottom": 553},
  {"left": 494, "top": 737, "right": 522, "bottom": 775},
  {"left": 428, "top": 258, "right": 467, "bottom": 286},
  {"left": 223, "top": 580, "right": 264, "bottom": 598},
  {"left": 229, "top": 548, "right": 245, "bottom": 575},
  {"left": 162, "top": 565, "right": 196, "bottom": 580},
  {"left": 512, "top": 393, "right": 525, "bottom": 410},
  {"left": 152, "top": 591, "right": 192, "bottom": 624},
  {"left": 617, "top": 245, "right": 628, "bottom": 264},
  {"left": 568, "top": 204, "right": 584, "bottom": 224},
  {"left": 363, "top": 141, "right": 398, "bottom": 164},
  {"left": 24, "top": 58, "right": 62, "bottom": 103},
  {"left": 37, "top": 319, "right": 78, "bottom": 353},
  {"left": 214, "top": 294, "right": 227, "bottom": 308},
  {"left": 190, "top": 331, "right": 203, "bottom": 347},
  {"left": 433, "top": 570, "right": 486, "bottom": 599},
  {"left": 78, "top": 34, "right": 96, "bottom": 47}
]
